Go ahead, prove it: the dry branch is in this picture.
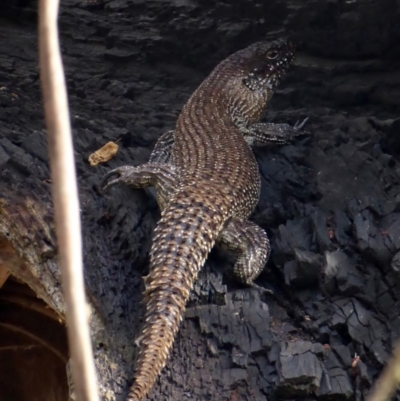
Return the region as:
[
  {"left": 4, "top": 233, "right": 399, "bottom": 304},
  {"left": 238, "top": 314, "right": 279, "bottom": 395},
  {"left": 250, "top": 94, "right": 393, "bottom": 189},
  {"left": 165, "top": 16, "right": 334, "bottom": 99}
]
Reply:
[
  {"left": 366, "top": 340, "right": 400, "bottom": 401},
  {"left": 38, "top": 0, "right": 100, "bottom": 400}
]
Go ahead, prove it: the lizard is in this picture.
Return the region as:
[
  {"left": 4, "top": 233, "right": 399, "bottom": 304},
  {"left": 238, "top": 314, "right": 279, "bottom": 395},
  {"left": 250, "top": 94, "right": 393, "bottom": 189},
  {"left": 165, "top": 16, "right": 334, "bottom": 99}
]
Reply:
[{"left": 100, "top": 38, "right": 306, "bottom": 401}]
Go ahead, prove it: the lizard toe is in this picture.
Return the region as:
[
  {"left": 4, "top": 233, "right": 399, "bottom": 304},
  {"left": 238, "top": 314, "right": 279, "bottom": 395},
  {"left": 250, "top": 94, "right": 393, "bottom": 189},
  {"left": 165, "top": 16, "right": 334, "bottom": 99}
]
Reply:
[
  {"left": 99, "top": 168, "right": 125, "bottom": 193},
  {"left": 294, "top": 116, "right": 309, "bottom": 130},
  {"left": 248, "top": 282, "right": 275, "bottom": 296},
  {"left": 100, "top": 165, "right": 139, "bottom": 193}
]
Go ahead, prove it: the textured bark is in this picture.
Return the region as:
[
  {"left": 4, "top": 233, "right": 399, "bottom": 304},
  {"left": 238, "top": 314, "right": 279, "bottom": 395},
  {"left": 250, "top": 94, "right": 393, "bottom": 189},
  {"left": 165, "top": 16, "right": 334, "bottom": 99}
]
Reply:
[{"left": 1, "top": 0, "right": 400, "bottom": 400}]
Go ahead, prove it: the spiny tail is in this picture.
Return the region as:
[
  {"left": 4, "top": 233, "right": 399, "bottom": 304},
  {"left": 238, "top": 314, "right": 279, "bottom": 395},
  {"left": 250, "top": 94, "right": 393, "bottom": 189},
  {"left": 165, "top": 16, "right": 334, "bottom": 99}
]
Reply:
[{"left": 127, "top": 188, "right": 229, "bottom": 400}]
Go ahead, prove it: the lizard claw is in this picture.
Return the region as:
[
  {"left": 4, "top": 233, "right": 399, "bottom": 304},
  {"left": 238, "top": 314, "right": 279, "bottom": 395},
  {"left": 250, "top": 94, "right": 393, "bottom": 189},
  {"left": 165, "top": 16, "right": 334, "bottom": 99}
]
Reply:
[
  {"left": 294, "top": 117, "right": 309, "bottom": 131},
  {"left": 292, "top": 117, "right": 311, "bottom": 140},
  {"left": 100, "top": 165, "right": 133, "bottom": 193},
  {"left": 248, "top": 282, "right": 275, "bottom": 296}
]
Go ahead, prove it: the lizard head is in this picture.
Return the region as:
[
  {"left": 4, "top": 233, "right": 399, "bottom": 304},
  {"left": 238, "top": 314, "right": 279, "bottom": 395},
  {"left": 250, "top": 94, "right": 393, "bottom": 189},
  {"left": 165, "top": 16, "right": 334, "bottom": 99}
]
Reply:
[{"left": 237, "top": 39, "right": 295, "bottom": 92}]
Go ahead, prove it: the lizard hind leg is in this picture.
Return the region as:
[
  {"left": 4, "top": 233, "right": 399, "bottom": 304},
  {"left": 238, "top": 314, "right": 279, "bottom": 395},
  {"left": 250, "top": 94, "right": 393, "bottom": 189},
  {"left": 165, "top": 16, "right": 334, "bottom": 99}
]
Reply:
[
  {"left": 217, "top": 217, "right": 271, "bottom": 287},
  {"left": 148, "top": 129, "right": 175, "bottom": 164},
  {"left": 100, "top": 162, "right": 178, "bottom": 210}
]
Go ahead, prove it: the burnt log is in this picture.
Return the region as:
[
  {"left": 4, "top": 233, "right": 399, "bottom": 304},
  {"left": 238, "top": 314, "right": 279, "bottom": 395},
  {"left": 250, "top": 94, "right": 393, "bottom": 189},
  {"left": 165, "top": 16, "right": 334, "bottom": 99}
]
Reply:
[{"left": 1, "top": 0, "right": 400, "bottom": 400}]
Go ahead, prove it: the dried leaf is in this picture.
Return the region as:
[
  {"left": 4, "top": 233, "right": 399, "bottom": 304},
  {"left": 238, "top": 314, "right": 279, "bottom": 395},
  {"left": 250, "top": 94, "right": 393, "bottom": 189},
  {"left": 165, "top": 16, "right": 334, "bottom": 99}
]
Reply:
[{"left": 88, "top": 141, "right": 119, "bottom": 166}]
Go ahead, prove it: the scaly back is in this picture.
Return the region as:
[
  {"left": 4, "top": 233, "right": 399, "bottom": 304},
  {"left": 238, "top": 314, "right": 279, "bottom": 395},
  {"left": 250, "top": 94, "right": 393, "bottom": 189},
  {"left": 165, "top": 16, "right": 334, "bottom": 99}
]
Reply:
[{"left": 172, "top": 39, "right": 294, "bottom": 217}]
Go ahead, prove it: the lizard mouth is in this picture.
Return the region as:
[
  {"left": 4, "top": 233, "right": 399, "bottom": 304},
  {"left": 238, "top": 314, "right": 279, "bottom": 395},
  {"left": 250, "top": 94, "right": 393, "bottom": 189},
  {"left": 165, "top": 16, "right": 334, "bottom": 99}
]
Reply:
[
  {"left": 243, "top": 47, "right": 294, "bottom": 91},
  {"left": 243, "top": 67, "right": 291, "bottom": 91},
  {"left": 266, "top": 65, "right": 291, "bottom": 89},
  {"left": 264, "top": 46, "right": 295, "bottom": 89}
]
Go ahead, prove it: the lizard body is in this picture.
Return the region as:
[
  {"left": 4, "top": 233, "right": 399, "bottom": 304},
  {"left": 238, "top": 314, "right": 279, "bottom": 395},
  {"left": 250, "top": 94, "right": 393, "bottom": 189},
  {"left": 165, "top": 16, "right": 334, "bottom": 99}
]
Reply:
[{"left": 101, "top": 39, "right": 304, "bottom": 400}]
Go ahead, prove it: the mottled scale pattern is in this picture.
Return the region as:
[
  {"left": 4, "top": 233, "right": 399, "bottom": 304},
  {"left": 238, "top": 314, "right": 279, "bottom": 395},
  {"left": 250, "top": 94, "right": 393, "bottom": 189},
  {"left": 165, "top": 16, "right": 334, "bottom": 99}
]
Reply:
[
  {"left": 148, "top": 130, "right": 174, "bottom": 165},
  {"left": 129, "top": 187, "right": 229, "bottom": 399},
  {"left": 101, "top": 38, "right": 297, "bottom": 401}
]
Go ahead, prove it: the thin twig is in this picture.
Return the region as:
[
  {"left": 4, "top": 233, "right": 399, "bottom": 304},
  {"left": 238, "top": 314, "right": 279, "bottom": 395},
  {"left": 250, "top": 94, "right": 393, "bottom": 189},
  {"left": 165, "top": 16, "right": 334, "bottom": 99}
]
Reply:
[
  {"left": 38, "top": 1, "right": 99, "bottom": 401},
  {"left": 366, "top": 340, "right": 400, "bottom": 401}
]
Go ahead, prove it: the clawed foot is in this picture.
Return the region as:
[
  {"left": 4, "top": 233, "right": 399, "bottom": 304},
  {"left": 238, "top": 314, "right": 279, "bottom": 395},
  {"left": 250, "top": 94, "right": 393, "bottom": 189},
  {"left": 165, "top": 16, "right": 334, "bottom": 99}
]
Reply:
[
  {"left": 248, "top": 282, "right": 275, "bottom": 296},
  {"left": 292, "top": 117, "right": 310, "bottom": 137},
  {"left": 99, "top": 165, "right": 135, "bottom": 193},
  {"left": 294, "top": 116, "right": 309, "bottom": 130}
]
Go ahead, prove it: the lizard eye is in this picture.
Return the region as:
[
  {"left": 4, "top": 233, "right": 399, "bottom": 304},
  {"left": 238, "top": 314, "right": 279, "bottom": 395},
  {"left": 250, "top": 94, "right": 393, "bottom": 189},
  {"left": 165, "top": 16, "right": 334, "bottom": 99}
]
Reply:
[{"left": 266, "top": 50, "right": 279, "bottom": 59}]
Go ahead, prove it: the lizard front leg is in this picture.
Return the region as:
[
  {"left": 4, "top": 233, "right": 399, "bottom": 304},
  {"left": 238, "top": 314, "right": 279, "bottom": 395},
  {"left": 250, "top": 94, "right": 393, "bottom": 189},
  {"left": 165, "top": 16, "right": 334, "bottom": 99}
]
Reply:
[
  {"left": 244, "top": 117, "right": 309, "bottom": 146},
  {"left": 100, "top": 163, "right": 178, "bottom": 210},
  {"left": 149, "top": 130, "right": 175, "bottom": 164},
  {"left": 217, "top": 217, "right": 271, "bottom": 287}
]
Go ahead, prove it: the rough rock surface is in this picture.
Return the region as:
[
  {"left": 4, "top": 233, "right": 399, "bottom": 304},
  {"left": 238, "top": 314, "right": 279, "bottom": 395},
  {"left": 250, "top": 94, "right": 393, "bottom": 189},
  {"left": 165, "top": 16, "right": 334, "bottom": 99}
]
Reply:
[{"left": 2, "top": 0, "right": 400, "bottom": 400}]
